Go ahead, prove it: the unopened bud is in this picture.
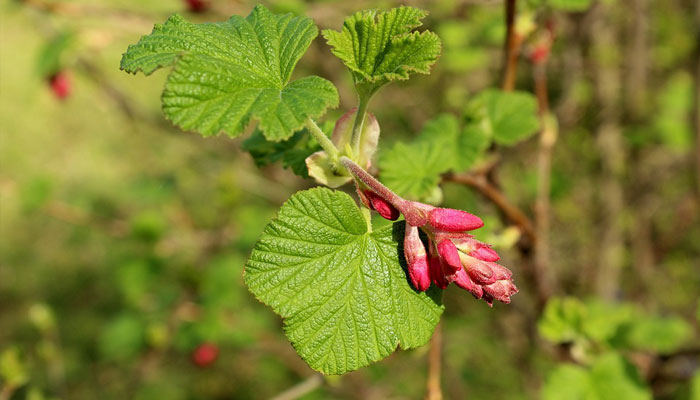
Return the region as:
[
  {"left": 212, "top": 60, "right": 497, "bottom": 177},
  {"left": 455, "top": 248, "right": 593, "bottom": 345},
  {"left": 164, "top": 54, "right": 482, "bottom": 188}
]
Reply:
[
  {"left": 459, "top": 253, "right": 497, "bottom": 285},
  {"left": 404, "top": 225, "right": 430, "bottom": 291},
  {"left": 429, "top": 257, "right": 449, "bottom": 289},
  {"left": 364, "top": 190, "right": 400, "bottom": 220},
  {"left": 483, "top": 280, "right": 519, "bottom": 305},
  {"left": 437, "top": 239, "right": 461, "bottom": 274},
  {"left": 453, "top": 237, "right": 500, "bottom": 262},
  {"left": 453, "top": 268, "right": 484, "bottom": 299},
  {"left": 429, "top": 208, "right": 483, "bottom": 232}
]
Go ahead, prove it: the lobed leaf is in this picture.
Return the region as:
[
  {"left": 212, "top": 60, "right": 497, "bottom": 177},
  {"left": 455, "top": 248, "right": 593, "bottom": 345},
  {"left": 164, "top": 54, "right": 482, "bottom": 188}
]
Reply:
[
  {"left": 120, "top": 6, "right": 338, "bottom": 141},
  {"left": 322, "top": 6, "right": 441, "bottom": 93},
  {"left": 245, "top": 188, "right": 443, "bottom": 374}
]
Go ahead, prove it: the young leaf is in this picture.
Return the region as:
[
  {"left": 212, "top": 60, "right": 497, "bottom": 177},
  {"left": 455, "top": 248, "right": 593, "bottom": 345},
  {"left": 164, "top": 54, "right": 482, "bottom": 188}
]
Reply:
[
  {"left": 468, "top": 89, "right": 540, "bottom": 145},
  {"left": 323, "top": 6, "right": 441, "bottom": 95},
  {"left": 245, "top": 188, "right": 443, "bottom": 374},
  {"left": 120, "top": 5, "right": 338, "bottom": 141}
]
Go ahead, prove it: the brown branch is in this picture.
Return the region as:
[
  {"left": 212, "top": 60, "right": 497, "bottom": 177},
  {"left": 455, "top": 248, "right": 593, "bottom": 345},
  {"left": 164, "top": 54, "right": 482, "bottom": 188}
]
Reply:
[
  {"left": 502, "top": 0, "right": 521, "bottom": 91},
  {"left": 532, "top": 31, "right": 556, "bottom": 302},
  {"left": 424, "top": 322, "right": 443, "bottom": 400},
  {"left": 694, "top": 1, "right": 700, "bottom": 198},
  {"left": 443, "top": 172, "right": 535, "bottom": 245}
]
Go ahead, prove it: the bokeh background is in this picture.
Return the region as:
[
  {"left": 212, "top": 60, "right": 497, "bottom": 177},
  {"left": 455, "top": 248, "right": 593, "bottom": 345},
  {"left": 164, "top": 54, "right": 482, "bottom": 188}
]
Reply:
[{"left": 1, "top": 0, "right": 699, "bottom": 399}]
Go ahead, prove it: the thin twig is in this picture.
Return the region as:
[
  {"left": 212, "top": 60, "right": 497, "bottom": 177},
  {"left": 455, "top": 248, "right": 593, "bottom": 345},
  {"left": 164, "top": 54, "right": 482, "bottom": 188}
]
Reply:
[
  {"left": 270, "top": 374, "right": 324, "bottom": 400},
  {"left": 442, "top": 172, "right": 535, "bottom": 245},
  {"left": 694, "top": 1, "right": 700, "bottom": 197},
  {"left": 424, "top": 322, "right": 443, "bottom": 400},
  {"left": 532, "top": 32, "right": 556, "bottom": 301},
  {"left": 502, "top": 0, "right": 520, "bottom": 91}
]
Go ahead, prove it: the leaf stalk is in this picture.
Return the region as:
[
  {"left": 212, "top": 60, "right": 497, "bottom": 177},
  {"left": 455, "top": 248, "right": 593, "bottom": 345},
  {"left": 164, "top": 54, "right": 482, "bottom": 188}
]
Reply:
[{"left": 305, "top": 118, "right": 339, "bottom": 164}]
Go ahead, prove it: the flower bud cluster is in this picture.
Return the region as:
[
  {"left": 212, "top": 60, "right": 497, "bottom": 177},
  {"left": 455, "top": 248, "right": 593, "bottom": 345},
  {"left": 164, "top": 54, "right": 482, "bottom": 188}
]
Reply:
[{"left": 341, "top": 157, "right": 518, "bottom": 306}]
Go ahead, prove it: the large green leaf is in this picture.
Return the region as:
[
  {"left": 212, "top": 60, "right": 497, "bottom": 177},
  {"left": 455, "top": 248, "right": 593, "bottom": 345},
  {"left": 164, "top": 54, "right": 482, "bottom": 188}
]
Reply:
[
  {"left": 120, "top": 5, "right": 338, "bottom": 141},
  {"left": 245, "top": 188, "right": 443, "bottom": 374},
  {"left": 323, "top": 6, "right": 441, "bottom": 94}
]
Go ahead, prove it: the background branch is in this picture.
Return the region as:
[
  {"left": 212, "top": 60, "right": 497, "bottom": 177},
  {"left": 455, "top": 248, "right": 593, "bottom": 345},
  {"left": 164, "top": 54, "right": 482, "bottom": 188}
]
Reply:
[{"left": 424, "top": 322, "right": 443, "bottom": 400}]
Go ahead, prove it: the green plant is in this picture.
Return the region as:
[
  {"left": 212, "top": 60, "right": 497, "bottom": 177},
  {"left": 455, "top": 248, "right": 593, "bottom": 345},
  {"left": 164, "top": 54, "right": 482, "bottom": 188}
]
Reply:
[{"left": 120, "top": 4, "right": 542, "bottom": 375}]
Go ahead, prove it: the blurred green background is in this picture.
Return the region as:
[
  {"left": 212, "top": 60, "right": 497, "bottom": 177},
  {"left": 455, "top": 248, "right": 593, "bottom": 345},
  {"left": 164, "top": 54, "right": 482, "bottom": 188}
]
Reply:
[{"left": 1, "top": 0, "right": 699, "bottom": 399}]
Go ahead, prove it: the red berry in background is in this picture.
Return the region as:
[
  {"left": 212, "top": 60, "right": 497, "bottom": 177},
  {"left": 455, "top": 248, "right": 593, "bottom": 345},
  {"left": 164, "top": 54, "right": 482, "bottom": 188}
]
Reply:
[
  {"left": 49, "top": 71, "right": 71, "bottom": 100},
  {"left": 530, "top": 45, "right": 550, "bottom": 65},
  {"left": 185, "top": 0, "right": 209, "bottom": 13},
  {"left": 191, "top": 343, "right": 218, "bottom": 367}
]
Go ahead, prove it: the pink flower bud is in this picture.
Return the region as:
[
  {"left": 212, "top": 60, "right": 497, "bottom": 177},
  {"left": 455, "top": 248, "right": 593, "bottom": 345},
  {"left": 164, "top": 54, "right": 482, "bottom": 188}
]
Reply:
[
  {"left": 436, "top": 239, "right": 461, "bottom": 274},
  {"left": 471, "top": 247, "right": 500, "bottom": 262},
  {"left": 483, "top": 280, "right": 519, "bottom": 305},
  {"left": 429, "top": 257, "right": 449, "bottom": 289},
  {"left": 367, "top": 191, "right": 400, "bottom": 220},
  {"left": 458, "top": 253, "right": 496, "bottom": 284},
  {"left": 488, "top": 263, "right": 513, "bottom": 281},
  {"left": 429, "top": 208, "right": 484, "bottom": 232},
  {"left": 453, "top": 267, "right": 484, "bottom": 299},
  {"left": 453, "top": 237, "right": 500, "bottom": 262},
  {"left": 404, "top": 225, "right": 430, "bottom": 291},
  {"left": 49, "top": 71, "right": 71, "bottom": 100},
  {"left": 357, "top": 188, "right": 373, "bottom": 210}
]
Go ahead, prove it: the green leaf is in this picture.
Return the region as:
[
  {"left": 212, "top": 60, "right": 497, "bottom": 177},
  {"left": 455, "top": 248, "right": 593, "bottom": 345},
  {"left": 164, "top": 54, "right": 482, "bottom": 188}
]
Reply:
[
  {"left": 538, "top": 297, "right": 586, "bottom": 343},
  {"left": 242, "top": 123, "right": 331, "bottom": 178},
  {"left": 378, "top": 141, "right": 445, "bottom": 201},
  {"left": 588, "top": 354, "right": 651, "bottom": 400},
  {"left": 542, "top": 364, "right": 589, "bottom": 400},
  {"left": 244, "top": 188, "right": 443, "bottom": 374},
  {"left": 98, "top": 314, "right": 145, "bottom": 361},
  {"left": 417, "top": 114, "right": 490, "bottom": 171},
  {"left": 547, "top": 0, "right": 592, "bottom": 12},
  {"left": 623, "top": 315, "right": 692, "bottom": 353},
  {"left": 378, "top": 114, "right": 489, "bottom": 201},
  {"left": 468, "top": 89, "right": 540, "bottom": 146},
  {"left": 0, "top": 347, "right": 28, "bottom": 388},
  {"left": 691, "top": 370, "right": 700, "bottom": 400},
  {"left": 323, "top": 6, "right": 441, "bottom": 95},
  {"left": 580, "top": 299, "right": 635, "bottom": 344},
  {"left": 120, "top": 5, "right": 339, "bottom": 141},
  {"left": 37, "top": 32, "right": 75, "bottom": 77},
  {"left": 654, "top": 72, "right": 693, "bottom": 150},
  {"left": 542, "top": 355, "right": 652, "bottom": 400}
]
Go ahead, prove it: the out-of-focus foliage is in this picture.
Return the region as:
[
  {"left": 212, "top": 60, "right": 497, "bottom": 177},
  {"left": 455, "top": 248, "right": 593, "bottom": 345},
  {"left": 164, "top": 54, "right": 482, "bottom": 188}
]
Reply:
[{"left": 1, "top": 0, "right": 699, "bottom": 399}]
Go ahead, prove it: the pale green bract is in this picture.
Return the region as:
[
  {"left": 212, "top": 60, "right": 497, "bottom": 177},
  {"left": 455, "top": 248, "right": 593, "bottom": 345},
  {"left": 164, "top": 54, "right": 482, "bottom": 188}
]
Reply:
[
  {"left": 120, "top": 5, "right": 338, "bottom": 141},
  {"left": 245, "top": 188, "right": 443, "bottom": 374},
  {"left": 322, "top": 6, "right": 441, "bottom": 94}
]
